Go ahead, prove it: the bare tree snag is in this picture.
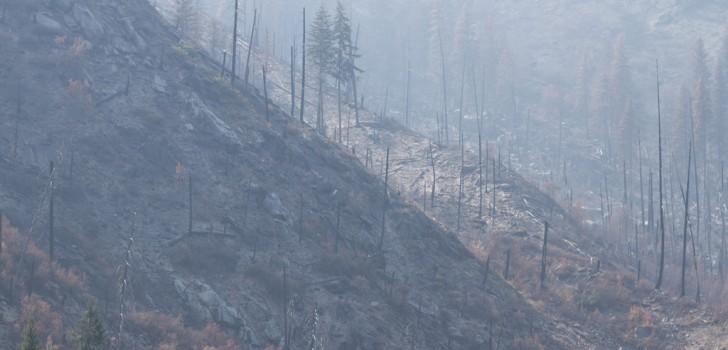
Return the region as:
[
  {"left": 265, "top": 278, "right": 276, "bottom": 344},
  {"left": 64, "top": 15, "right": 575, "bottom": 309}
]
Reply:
[
  {"left": 188, "top": 174, "right": 193, "bottom": 235},
  {"left": 300, "top": 8, "right": 306, "bottom": 123},
  {"left": 503, "top": 249, "right": 510, "bottom": 280},
  {"left": 231, "top": 0, "right": 239, "bottom": 86},
  {"left": 681, "top": 142, "right": 693, "bottom": 297},
  {"left": 49, "top": 161, "right": 54, "bottom": 264},
  {"left": 378, "top": 147, "right": 390, "bottom": 251},
  {"left": 263, "top": 65, "right": 269, "bottom": 121},
  {"left": 655, "top": 60, "right": 666, "bottom": 290},
  {"left": 429, "top": 142, "right": 436, "bottom": 207},
  {"left": 244, "top": 9, "right": 257, "bottom": 88},
  {"left": 540, "top": 222, "right": 549, "bottom": 286}
]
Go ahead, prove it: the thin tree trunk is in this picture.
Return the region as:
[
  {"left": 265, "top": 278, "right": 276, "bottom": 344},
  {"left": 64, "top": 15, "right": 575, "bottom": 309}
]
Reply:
[
  {"left": 378, "top": 148, "right": 390, "bottom": 251},
  {"left": 231, "top": 0, "right": 239, "bottom": 86},
  {"left": 429, "top": 142, "right": 436, "bottom": 207},
  {"left": 540, "top": 222, "right": 549, "bottom": 286},
  {"left": 291, "top": 44, "right": 296, "bottom": 117},
  {"left": 438, "top": 30, "right": 449, "bottom": 147},
  {"left": 681, "top": 142, "right": 693, "bottom": 297},
  {"left": 458, "top": 63, "right": 465, "bottom": 149},
  {"left": 300, "top": 8, "right": 306, "bottom": 123},
  {"left": 471, "top": 66, "right": 483, "bottom": 218},
  {"left": 639, "top": 131, "right": 645, "bottom": 229},
  {"left": 351, "top": 24, "right": 360, "bottom": 127},
  {"left": 337, "top": 47, "right": 342, "bottom": 143},
  {"left": 655, "top": 60, "right": 667, "bottom": 290},
  {"left": 188, "top": 174, "right": 193, "bottom": 234},
  {"left": 405, "top": 60, "right": 411, "bottom": 127},
  {"left": 457, "top": 132, "right": 464, "bottom": 231},
  {"left": 244, "top": 9, "right": 258, "bottom": 88},
  {"left": 48, "top": 161, "right": 54, "bottom": 264},
  {"left": 263, "top": 65, "right": 269, "bottom": 121}
]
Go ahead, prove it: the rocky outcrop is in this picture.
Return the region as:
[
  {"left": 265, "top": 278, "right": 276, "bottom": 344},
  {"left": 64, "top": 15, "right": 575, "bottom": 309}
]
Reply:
[{"left": 174, "top": 278, "right": 242, "bottom": 329}]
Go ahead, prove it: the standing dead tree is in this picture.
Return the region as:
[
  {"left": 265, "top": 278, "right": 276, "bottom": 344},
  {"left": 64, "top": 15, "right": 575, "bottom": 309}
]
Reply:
[
  {"left": 188, "top": 174, "right": 193, "bottom": 234},
  {"left": 48, "top": 161, "right": 55, "bottom": 265},
  {"left": 230, "top": 0, "right": 239, "bottom": 86},
  {"left": 438, "top": 30, "right": 449, "bottom": 147},
  {"left": 300, "top": 8, "right": 306, "bottom": 124},
  {"left": 378, "top": 147, "right": 390, "bottom": 251},
  {"left": 263, "top": 65, "right": 269, "bottom": 121},
  {"left": 14, "top": 84, "right": 21, "bottom": 158},
  {"left": 540, "top": 222, "right": 549, "bottom": 286},
  {"left": 655, "top": 60, "right": 667, "bottom": 290},
  {"left": 472, "top": 66, "right": 484, "bottom": 219},
  {"left": 429, "top": 142, "right": 436, "bottom": 207},
  {"left": 681, "top": 142, "right": 693, "bottom": 297},
  {"left": 117, "top": 213, "right": 136, "bottom": 349},
  {"left": 244, "top": 9, "right": 258, "bottom": 88},
  {"left": 457, "top": 132, "right": 464, "bottom": 231}
]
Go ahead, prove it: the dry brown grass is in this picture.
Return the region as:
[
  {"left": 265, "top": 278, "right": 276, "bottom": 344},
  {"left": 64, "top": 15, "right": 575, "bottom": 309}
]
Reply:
[
  {"left": 66, "top": 78, "right": 94, "bottom": 117},
  {"left": 18, "top": 296, "right": 65, "bottom": 346},
  {"left": 0, "top": 217, "right": 85, "bottom": 298},
  {"left": 126, "top": 311, "right": 237, "bottom": 349},
  {"left": 627, "top": 306, "right": 652, "bottom": 327}
]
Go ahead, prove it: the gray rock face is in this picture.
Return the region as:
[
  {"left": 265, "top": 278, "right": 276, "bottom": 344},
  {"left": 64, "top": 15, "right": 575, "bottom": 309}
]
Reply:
[
  {"left": 71, "top": 4, "right": 104, "bottom": 40},
  {"left": 35, "top": 12, "right": 64, "bottom": 34},
  {"left": 121, "top": 17, "right": 147, "bottom": 51},
  {"left": 263, "top": 192, "right": 294, "bottom": 226},
  {"left": 174, "top": 278, "right": 243, "bottom": 329},
  {"left": 243, "top": 298, "right": 269, "bottom": 322},
  {"left": 263, "top": 319, "right": 282, "bottom": 344},
  {"left": 184, "top": 91, "right": 240, "bottom": 143}
]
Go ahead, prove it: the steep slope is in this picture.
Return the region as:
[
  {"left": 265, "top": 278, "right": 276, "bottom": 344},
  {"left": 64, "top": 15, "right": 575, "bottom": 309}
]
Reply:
[{"left": 0, "top": 0, "right": 603, "bottom": 349}]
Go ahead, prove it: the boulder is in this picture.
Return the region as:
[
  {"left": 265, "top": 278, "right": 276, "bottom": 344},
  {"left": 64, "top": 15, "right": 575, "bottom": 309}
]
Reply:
[
  {"left": 243, "top": 298, "right": 269, "bottom": 322},
  {"left": 263, "top": 192, "right": 293, "bottom": 226},
  {"left": 35, "top": 12, "right": 64, "bottom": 35},
  {"left": 71, "top": 4, "right": 104, "bottom": 40},
  {"left": 174, "top": 278, "right": 244, "bottom": 329},
  {"left": 263, "top": 319, "right": 282, "bottom": 344},
  {"left": 121, "top": 17, "right": 147, "bottom": 51}
]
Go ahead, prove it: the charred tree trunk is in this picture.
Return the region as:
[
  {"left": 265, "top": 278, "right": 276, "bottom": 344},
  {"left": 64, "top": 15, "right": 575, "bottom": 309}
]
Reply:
[
  {"left": 503, "top": 249, "right": 510, "bottom": 280},
  {"left": 457, "top": 133, "right": 464, "bottom": 231},
  {"left": 244, "top": 9, "right": 257, "bottom": 88},
  {"left": 188, "top": 174, "right": 193, "bottom": 234},
  {"left": 405, "top": 60, "right": 411, "bottom": 127},
  {"left": 231, "top": 0, "right": 239, "bottom": 86},
  {"left": 48, "top": 161, "right": 54, "bottom": 264},
  {"left": 378, "top": 148, "right": 390, "bottom": 251},
  {"left": 0, "top": 208, "right": 3, "bottom": 255},
  {"left": 681, "top": 142, "right": 693, "bottom": 297},
  {"left": 290, "top": 44, "right": 296, "bottom": 117},
  {"left": 337, "top": 47, "right": 342, "bottom": 143},
  {"left": 263, "top": 65, "right": 269, "bottom": 121},
  {"left": 429, "top": 142, "right": 436, "bottom": 207},
  {"left": 438, "top": 30, "right": 449, "bottom": 147},
  {"left": 351, "top": 25, "right": 360, "bottom": 127},
  {"left": 639, "top": 131, "right": 645, "bottom": 230},
  {"left": 540, "top": 222, "right": 549, "bottom": 286},
  {"left": 300, "top": 8, "right": 306, "bottom": 123},
  {"left": 655, "top": 61, "right": 667, "bottom": 290}
]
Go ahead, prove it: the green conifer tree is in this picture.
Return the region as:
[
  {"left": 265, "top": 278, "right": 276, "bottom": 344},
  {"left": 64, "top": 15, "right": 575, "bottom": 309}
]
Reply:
[
  {"left": 73, "top": 302, "right": 108, "bottom": 350},
  {"left": 19, "top": 320, "right": 41, "bottom": 350}
]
